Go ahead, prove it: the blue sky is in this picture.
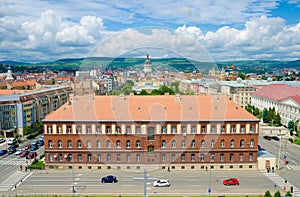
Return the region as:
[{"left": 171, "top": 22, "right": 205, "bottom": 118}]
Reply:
[{"left": 0, "top": 0, "right": 300, "bottom": 62}]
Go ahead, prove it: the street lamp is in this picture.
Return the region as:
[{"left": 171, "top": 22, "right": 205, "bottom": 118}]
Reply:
[{"left": 208, "top": 153, "right": 213, "bottom": 197}]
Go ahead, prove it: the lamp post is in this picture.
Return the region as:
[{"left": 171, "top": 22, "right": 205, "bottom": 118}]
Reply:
[{"left": 208, "top": 154, "right": 212, "bottom": 197}]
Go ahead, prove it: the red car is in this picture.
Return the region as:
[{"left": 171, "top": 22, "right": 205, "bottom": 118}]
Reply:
[
  {"left": 20, "top": 150, "right": 30, "bottom": 157},
  {"left": 263, "top": 135, "right": 272, "bottom": 140},
  {"left": 223, "top": 178, "right": 239, "bottom": 186}
]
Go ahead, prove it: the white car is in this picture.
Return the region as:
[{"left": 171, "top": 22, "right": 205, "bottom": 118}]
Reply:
[
  {"left": 7, "top": 138, "right": 17, "bottom": 145},
  {"left": 15, "top": 148, "right": 24, "bottom": 155},
  {"left": 153, "top": 179, "right": 170, "bottom": 187}
]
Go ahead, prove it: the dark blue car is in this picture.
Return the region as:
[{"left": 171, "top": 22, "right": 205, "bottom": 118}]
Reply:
[
  {"left": 0, "top": 149, "right": 8, "bottom": 156},
  {"left": 101, "top": 175, "right": 118, "bottom": 183}
]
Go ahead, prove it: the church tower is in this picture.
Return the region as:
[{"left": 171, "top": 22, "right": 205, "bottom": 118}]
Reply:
[
  {"left": 143, "top": 53, "right": 152, "bottom": 74},
  {"left": 5, "top": 66, "right": 14, "bottom": 81}
]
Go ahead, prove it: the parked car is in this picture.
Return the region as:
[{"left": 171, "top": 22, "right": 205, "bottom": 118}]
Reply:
[
  {"left": 31, "top": 140, "right": 39, "bottom": 146},
  {"left": 15, "top": 148, "right": 25, "bottom": 155},
  {"left": 0, "top": 149, "right": 8, "bottom": 156},
  {"left": 258, "top": 145, "right": 265, "bottom": 151},
  {"left": 7, "top": 138, "right": 17, "bottom": 145},
  {"left": 26, "top": 151, "right": 37, "bottom": 159},
  {"left": 8, "top": 144, "right": 19, "bottom": 149},
  {"left": 263, "top": 135, "right": 272, "bottom": 140},
  {"left": 272, "top": 136, "right": 280, "bottom": 141},
  {"left": 0, "top": 138, "right": 5, "bottom": 143},
  {"left": 30, "top": 144, "right": 39, "bottom": 151},
  {"left": 153, "top": 179, "right": 170, "bottom": 187},
  {"left": 223, "top": 178, "right": 239, "bottom": 186},
  {"left": 101, "top": 175, "right": 118, "bottom": 183},
  {"left": 24, "top": 144, "right": 32, "bottom": 150},
  {"left": 8, "top": 147, "right": 16, "bottom": 154},
  {"left": 38, "top": 140, "right": 44, "bottom": 146},
  {"left": 20, "top": 150, "right": 30, "bottom": 157}
]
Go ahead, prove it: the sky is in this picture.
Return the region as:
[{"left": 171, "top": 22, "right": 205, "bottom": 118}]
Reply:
[{"left": 1, "top": 0, "right": 300, "bottom": 62}]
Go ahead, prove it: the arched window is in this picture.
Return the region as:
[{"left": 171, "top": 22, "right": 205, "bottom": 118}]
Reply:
[
  {"left": 240, "top": 139, "right": 245, "bottom": 147},
  {"left": 126, "top": 140, "right": 131, "bottom": 148},
  {"left": 211, "top": 140, "right": 215, "bottom": 148},
  {"left": 191, "top": 139, "right": 196, "bottom": 148},
  {"left": 106, "top": 140, "right": 111, "bottom": 148},
  {"left": 58, "top": 140, "right": 62, "bottom": 148},
  {"left": 116, "top": 140, "right": 121, "bottom": 148},
  {"left": 67, "top": 140, "right": 72, "bottom": 148},
  {"left": 201, "top": 140, "right": 205, "bottom": 148},
  {"left": 249, "top": 139, "right": 254, "bottom": 147},
  {"left": 162, "top": 140, "right": 166, "bottom": 148},
  {"left": 171, "top": 140, "right": 176, "bottom": 148},
  {"left": 181, "top": 140, "right": 186, "bottom": 148},
  {"left": 97, "top": 140, "right": 101, "bottom": 148},
  {"left": 230, "top": 139, "right": 235, "bottom": 148},
  {"left": 148, "top": 145, "right": 154, "bottom": 155},
  {"left": 48, "top": 140, "right": 53, "bottom": 148},
  {"left": 77, "top": 140, "right": 82, "bottom": 148},
  {"left": 220, "top": 139, "right": 225, "bottom": 148},
  {"left": 136, "top": 140, "right": 141, "bottom": 148}
]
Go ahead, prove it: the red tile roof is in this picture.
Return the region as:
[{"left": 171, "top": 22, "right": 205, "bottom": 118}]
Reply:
[
  {"left": 43, "top": 95, "right": 258, "bottom": 122},
  {"left": 252, "top": 84, "right": 300, "bottom": 101},
  {"left": 290, "top": 95, "right": 300, "bottom": 105}
]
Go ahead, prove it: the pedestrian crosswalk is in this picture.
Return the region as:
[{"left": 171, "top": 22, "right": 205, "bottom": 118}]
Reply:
[
  {"left": 0, "top": 158, "right": 27, "bottom": 166},
  {"left": 286, "top": 164, "right": 300, "bottom": 171},
  {"left": 263, "top": 173, "right": 300, "bottom": 197}
]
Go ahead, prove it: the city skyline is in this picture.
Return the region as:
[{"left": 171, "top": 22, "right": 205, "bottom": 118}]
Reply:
[{"left": 1, "top": 0, "right": 300, "bottom": 62}]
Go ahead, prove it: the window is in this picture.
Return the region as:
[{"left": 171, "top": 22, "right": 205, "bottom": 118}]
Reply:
[
  {"left": 136, "top": 154, "right": 141, "bottom": 162},
  {"left": 211, "top": 140, "right": 215, "bottom": 148},
  {"left": 191, "top": 139, "right": 196, "bottom": 148},
  {"left": 58, "top": 154, "right": 63, "bottom": 162},
  {"left": 67, "top": 126, "right": 72, "bottom": 134},
  {"left": 240, "top": 126, "right": 245, "bottom": 133},
  {"left": 201, "top": 140, "right": 205, "bottom": 148},
  {"left": 106, "top": 126, "right": 111, "bottom": 134},
  {"left": 201, "top": 126, "right": 206, "bottom": 134},
  {"left": 48, "top": 140, "right": 53, "bottom": 148},
  {"left": 181, "top": 154, "right": 185, "bottom": 162},
  {"left": 126, "top": 126, "right": 131, "bottom": 134},
  {"left": 77, "top": 140, "right": 82, "bottom": 148},
  {"left": 230, "top": 139, "right": 234, "bottom": 148},
  {"left": 116, "top": 126, "right": 121, "bottom": 134},
  {"left": 220, "top": 154, "right": 224, "bottom": 162},
  {"left": 107, "top": 154, "right": 111, "bottom": 162},
  {"left": 87, "top": 154, "right": 92, "bottom": 162},
  {"left": 162, "top": 140, "right": 166, "bottom": 148},
  {"left": 116, "top": 154, "right": 121, "bottom": 162},
  {"left": 86, "top": 126, "right": 91, "bottom": 134},
  {"left": 96, "top": 126, "right": 101, "bottom": 134},
  {"left": 210, "top": 154, "right": 215, "bottom": 162},
  {"left": 250, "top": 139, "right": 254, "bottom": 147},
  {"left": 191, "top": 126, "right": 196, "bottom": 134},
  {"left": 171, "top": 126, "right": 177, "bottom": 134},
  {"left": 162, "top": 154, "right": 166, "bottom": 162},
  {"left": 58, "top": 140, "right": 62, "bottom": 148},
  {"left": 221, "top": 126, "right": 225, "bottom": 134},
  {"left": 240, "top": 140, "right": 245, "bottom": 148},
  {"left": 250, "top": 125, "right": 255, "bottom": 133},
  {"left": 147, "top": 127, "right": 154, "bottom": 141},
  {"left": 136, "top": 126, "right": 141, "bottom": 134},
  {"left": 182, "top": 126, "right": 186, "bottom": 135},
  {"left": 230, "top": 154, "right": 234, "bottom": 162},
  {"left": 221, "top": 140, "right": 225, "bottom": 148},
  {"left": 181, "top": 140, "right": 186, "bottom": 148},
  {"left": 76, "top": 126, "right": 81, "bottom": 134},
  {"left": 136, "top": 140, "right": 141, "bottom": 148},
  {"left": 249, "top": 153, "right": 253, "bottom": 161},
  {"left": 126, "top": 140, "right": 131, "bottom": 148},
  {"left": 67, "top": 140, "right": 72, "bottom": 148},
  {"left": 161, "top": 126, "right": 167, "bottom": 134},
  {"left": 49, "top": 153, "right": 53, "bottom": 162},
  {"left": 148, "top": 145, "right": 154, "bottom": 156},
  {"left": 97, "top": 154, "right": 101, "bottom": 162},
  {"left": 106, "top": 140, "right": 111, "bottom": 148},
  {"left": 97, "top": 140, "right": 101, "bottom": 148},
  {"left": 239, "top": 154, "right": 243, "bottom": 161},
  {"left": 87, "top": 140, "right": 92, "bottom": 148},
  {"left": 116, "top": 140, "right": 121, "bottom": 148},
  {"left": 211, "top": 126, "right": 216, "bottom": 134},
  {"left": 58, "top": 127, "right": 62, "bottom": 134},
  {"left": 191, "top": 154, "right": 195, "bottom": 162},
  {"left": 171, "top": 154, "right": 176, "bottom": 162},
  {"left": 200, "top": 154, "right": 205, "bottom": 162},
  {"left": 126, "top": 154, "right": 130, "bottom": 162},
  {"left": 231, "top": 125, "right": 235, "bottom": 133},
  {"left": 171, "top": 140, "right": 176, "bottom": 148},
  {"left": 47, "top": 126, "right": 52, "bottom": 134},
  {"left": 78, "top": 154, "right": 82, "bottom": 162}
]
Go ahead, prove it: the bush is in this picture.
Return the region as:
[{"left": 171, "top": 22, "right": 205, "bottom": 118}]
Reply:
[
  {"left": 264, "top": 190, "right": 272, "bottom": 197},
  {"left": 288, "top": 138, "right": 294, "bottom": 143},
  {"left": 27, "top": 131, "right": 39, "bottom": 139},
  {"left": 39, "top": 153, "right": 45, "bottom": 159},
  {"left": 29, "top": 160, "right": 44, "bottom": 170},
  {"left": 274, "top": 190, "right": 281, "bottom": 197}
]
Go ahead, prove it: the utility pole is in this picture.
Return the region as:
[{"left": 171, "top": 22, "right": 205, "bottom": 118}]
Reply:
[{"left": 277, "top": 138, "right": 282, "bottom": 170}]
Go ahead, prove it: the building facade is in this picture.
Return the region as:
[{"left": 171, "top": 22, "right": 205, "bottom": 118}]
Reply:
[{"left": 43, "top": 94, "right": 260, "bottom": 171}]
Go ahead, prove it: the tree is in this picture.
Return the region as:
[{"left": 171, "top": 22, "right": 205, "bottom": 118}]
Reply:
[
  {"left": 262, "top": 108, "right": 268, "bottom": 123},
  {"left": 274, "top": 190, "right": 281, "bottom": 197},
  {"left": 254, "top": 107, "right": 260, "bottom": 117},
  {"left": 139, "top": 89, "right": 148, "bottom": 95},
  {"left": 23, "top": 126, "right": 32, "bottom": 135},
  {"left": 264, "top": 190, "right": 272, "bottom": 197},
  {"left": 288, "top": 120, "right": 295, "bottom": 132},
  {"left": 285, "top": 191, "right": 292, "bottom": 197},
  {"left": 238, "top": 73, "right": 246, "bottom": 80}
]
